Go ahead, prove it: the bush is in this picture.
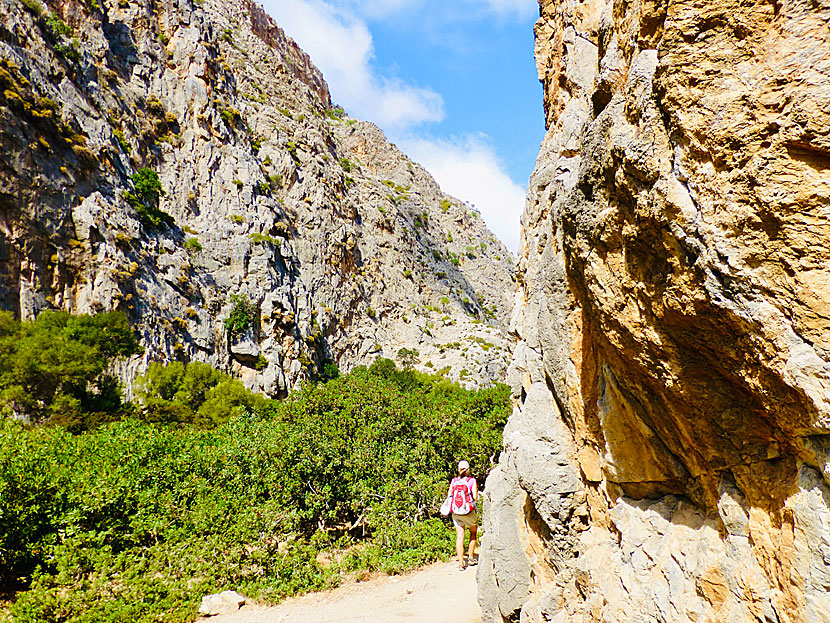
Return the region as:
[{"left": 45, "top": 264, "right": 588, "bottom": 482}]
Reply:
[
  {"left": 397, "top": 347, "right": 419, "bottom": 370},
  {"left": 20, "top": 0, "right": 43, "bottom": 16},
  {"left": 0, "top": 310, "right": 141, "bottom": 425},
  {"left": 326, "top": 106, "right": 345, "bottom": 120},
  {"left": 220, "top": 107, "right": 241, "bottom": 127},
  {"left": 2, "top": 360, "right": 510, "bottom": 622},
  {"left": 135, "top": 360, "right": 265, "bottom": 427},
  {"left": 249, "top": 232, "right": 279, "bottom": 245},
  {"left": 54, "top": 40, "right": 81, "bottom": 62},
  {"left": 223, "top": 294, "right": 256, "bottom": 338},
  {"left": 125, "top": 168, "right": 174, "bottom": 228},
  {"left": 183, "top": 237, "right": 202, "bottom": 254},
  {"left": 44, "top": 14, "right": 72, "bottom": 38}
]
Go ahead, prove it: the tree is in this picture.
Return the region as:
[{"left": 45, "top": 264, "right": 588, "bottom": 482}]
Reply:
[
  {"left": 135, "top": 360, "right": 265, "bottom": 427},
  {"left": 396, "top": 347, "right": 419, "bottom": 370},
  {"left": 0, "top": 310, "right": 141, "bottom": 425}
]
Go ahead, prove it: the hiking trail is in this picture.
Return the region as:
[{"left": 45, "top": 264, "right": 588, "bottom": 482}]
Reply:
[{"left": 196, "top": 560, "right": 481, "bottom": 623}]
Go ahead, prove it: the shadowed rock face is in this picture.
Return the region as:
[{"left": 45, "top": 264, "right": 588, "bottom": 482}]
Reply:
[
  {"left": 0, "top": 0, "right": 515, "bottom": 399},
  {"left": 480, "top": 0, "right": 830, "bottom": 621}
]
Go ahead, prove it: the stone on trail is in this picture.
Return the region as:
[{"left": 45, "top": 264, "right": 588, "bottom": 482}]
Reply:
[{"left": 198, "top": 591, "right": 247, "bottom": 616}]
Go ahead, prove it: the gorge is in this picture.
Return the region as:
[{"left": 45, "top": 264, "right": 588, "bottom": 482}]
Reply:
[{"left": 1, "top": 0, "right": 829, "bottom": 621}]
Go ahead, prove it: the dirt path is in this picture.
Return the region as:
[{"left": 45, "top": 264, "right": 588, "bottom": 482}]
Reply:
[{"left": 197, "top": 561, "right": 481, "bottom": 623}]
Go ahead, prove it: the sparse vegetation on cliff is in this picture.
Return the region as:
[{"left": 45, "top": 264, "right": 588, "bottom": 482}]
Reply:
[
  {"left": 125, "top": 168, "right": 174, "bottom": 228},
  {"left": 223, "top": 294, "right": 256, "bottom": 338}
]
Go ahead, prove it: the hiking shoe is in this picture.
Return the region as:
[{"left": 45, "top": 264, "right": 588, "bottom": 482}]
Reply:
[{"left": 458, "top": 562, "right": 467, "bottom": 571}]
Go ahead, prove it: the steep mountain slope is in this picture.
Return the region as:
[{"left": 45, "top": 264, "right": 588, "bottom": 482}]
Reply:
[
  {"left": 0, "top": 0, "right": 515, "bottom": 400},
  {"left": 480, "top": 0, "right": 830, "bottom": 622}
]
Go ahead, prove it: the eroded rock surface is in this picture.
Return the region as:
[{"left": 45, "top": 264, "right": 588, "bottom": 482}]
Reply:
[
  {"left": 481, "top": 0, "right": 830, "bottom": 621},
  {"left": 0, "top": 0, "right": 515, "bottom": 398}
]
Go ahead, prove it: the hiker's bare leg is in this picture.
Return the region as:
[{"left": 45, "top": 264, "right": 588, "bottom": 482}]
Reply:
[
  {"left": 468, "top": 525, "right": 478, "bottom": 561},
  {"left": 455, "top": 524, "right": 465, "bottom": 565}
]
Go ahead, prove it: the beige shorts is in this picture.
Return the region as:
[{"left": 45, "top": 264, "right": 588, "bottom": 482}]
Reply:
[{"left": 452, "top": 510, "right": 478, "bottom": 529}]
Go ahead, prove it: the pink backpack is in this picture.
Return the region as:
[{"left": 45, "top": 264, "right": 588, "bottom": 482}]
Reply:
[{"left": 450, "top": 476, "right": 475, "bottom": 515}]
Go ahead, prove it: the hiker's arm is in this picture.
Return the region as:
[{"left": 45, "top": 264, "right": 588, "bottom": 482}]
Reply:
[{"left": 472, "top": 479, "right": 478, "bottom": 501}]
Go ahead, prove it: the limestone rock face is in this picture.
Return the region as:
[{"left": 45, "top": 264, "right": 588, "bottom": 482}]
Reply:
[
  {"left": 481, "top": 0, "right": 830, "bottom": 621},
  {"left": 0, "top": 0, "right": 515, "bottom": 397}
]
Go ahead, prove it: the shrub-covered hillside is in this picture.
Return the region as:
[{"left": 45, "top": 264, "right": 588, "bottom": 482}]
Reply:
[{"left": 1, "top": 353, "right": 510, "bottom": 622}]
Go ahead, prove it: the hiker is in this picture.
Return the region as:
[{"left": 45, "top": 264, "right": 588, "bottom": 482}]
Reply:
[{"left": 447, "top": 460, "right": 478, "bottom": 570}]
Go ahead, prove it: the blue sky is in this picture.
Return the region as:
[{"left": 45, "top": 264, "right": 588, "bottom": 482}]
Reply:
[{"left": 261, "top": 0, "right": 544, "bottom": 252}]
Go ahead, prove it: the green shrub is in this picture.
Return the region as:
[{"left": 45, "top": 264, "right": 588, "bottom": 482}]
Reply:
[
  {"left": 54, "top": 40, "right": 81, "bottom": 63},
  {"left": 286, "top": 141, "right": 299, "bottom": 163},
  {"left": 20, "top": 0, "right": 43, "bottom": 16},
  {"left": 326, "top": 106, "right": 344, "bottom": 120},
  {"left": 125, "top": 168, "right": 174, "bottom": 228},
  {"left": 45, "top": 14, "right": 72, "bottom": 38},
  {"left": 1, "top": 362, "right": 510, "bottom": 622},
  {"left": 0, "top": 310, "right": 141, "bottom": 426},
  {"left": 249, "top": 232, "right": 279, "bottom": 245},
  {"left": 223, "top": 294, "right": 256, "bottom": 338},
  {"left": 321, "top": 361, "right": 339, "bottom": 381},
  {"left": 396, "top": 347, "right": 419, "bottom": 369},
  {"left": 220, "top": 107, "right": 241, "bottom": 128},
  {"left": 183, "top": 237, "right": 202, "bottom": 254},
  {"left": 112, "top": 128, "right": 130, "bottom": 152},
  {"left": 135, "top": 360, "right": 264, "bottom": 426}
]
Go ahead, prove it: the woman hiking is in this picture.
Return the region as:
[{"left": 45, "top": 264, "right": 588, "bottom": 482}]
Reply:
[{"left": 447, "top": 460, "right": 478, "bottom": 570}]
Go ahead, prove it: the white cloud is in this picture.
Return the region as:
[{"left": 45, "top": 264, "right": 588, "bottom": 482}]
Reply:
[
  {"left": 400, "top": 135, "right": 525, "bottom": 253},
  {"left": 261, "top": 1, "right": 528, "bottom": 251},
  {"left": 262, "top": 0, "right": 444, "bottom": 131}
]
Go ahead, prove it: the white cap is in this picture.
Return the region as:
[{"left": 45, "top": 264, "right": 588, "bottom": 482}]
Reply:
[{"left": 458, "top": 460, "right": 470, "bottom": 471}]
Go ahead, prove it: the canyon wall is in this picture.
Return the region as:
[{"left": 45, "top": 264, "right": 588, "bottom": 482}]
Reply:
[
  {"left": 480, "top": 0, "right": 830, "bottom": 621},
  {"left": 0, "top": 0, "right": 515, "bottom": 404}
]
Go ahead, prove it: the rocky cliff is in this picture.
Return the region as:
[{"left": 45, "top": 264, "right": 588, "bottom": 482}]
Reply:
[
  {"left": 0, "top": 0, "right": 515, "bottom": 400},
  {"left": 480, "top": 0, "right": 830, "bottom": 621}
]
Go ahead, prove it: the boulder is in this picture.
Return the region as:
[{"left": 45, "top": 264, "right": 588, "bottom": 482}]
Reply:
[{"left": 197, "top": 590, "right": 246, "bottom": 616}]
